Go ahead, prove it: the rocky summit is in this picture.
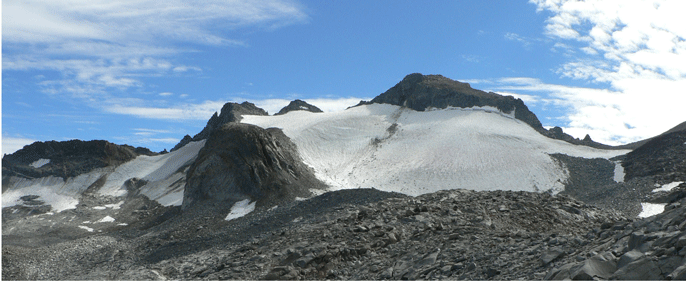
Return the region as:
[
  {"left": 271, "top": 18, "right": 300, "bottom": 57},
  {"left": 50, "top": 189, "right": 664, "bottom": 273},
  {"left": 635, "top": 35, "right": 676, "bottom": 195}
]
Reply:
[
  {"left": 275, "top": 99, "right": 323, "bottom": 115},
  {"left": 2, "top": 73, "right": 686, "bottom": 281}
]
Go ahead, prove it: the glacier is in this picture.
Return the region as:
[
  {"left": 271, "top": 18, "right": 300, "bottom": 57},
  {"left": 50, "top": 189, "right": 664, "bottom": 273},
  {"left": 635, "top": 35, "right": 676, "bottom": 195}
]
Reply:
[{"left": 242, "top": 104, "right": 629, "bottom": 196}]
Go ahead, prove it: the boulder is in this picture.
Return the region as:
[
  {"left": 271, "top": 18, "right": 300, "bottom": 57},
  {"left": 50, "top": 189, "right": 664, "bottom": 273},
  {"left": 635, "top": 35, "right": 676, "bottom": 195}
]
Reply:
[
  {"left": 554, "top": 254, "right": 617, "bottom": 280},
  {"left": 610, "top": 257, "right": 662, "bottom": 280},
  {"left": 616, "top": 250, "right": 644, "bottom": 269},
  {"left": 540, "top": 248, "right": 565, "bottom": 266}
]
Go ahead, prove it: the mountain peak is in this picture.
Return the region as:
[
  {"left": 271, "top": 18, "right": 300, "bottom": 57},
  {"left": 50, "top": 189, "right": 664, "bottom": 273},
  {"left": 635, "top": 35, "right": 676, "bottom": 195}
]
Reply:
[
  {"left": 369, "top": 73, "right": 544, "bottom": 131},
  {"left": 275, "top": 99, "right": 323, "bottom": 115},
  {"left": 171, "top": 102, "right": 269, "bottom": 151}
]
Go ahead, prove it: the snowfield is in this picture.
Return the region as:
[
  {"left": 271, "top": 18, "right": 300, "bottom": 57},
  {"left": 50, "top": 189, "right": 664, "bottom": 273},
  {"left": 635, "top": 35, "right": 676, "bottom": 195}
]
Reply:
[
  {"left": 2, "top": 140, "right": 206, "bottom": 212},
  {"left": 242, "top": 104, "right": 630, "bottom": 196}
]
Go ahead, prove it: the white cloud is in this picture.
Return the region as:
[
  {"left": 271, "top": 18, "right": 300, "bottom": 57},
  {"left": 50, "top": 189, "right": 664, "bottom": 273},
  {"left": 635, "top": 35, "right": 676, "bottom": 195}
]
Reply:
[
  {"left": 525, "top": 0, "right": 686, "bottom": 144},
  {"left": 3, "top": 0, "right": 309, "bottom": 110},
  {"left": 302, "top": 97, "right": 372, "bottom": 112},
  {"left": 102, "top": 97, "right": 369, "bottom": 122},
  {"left": 471, "top": 76, "right": 685, "bottom": 145},
  {"left": 172, "top": 66, "right": 202, "bottom": 73},
  {"left": 106, "top": 100, "right": 226, "bottom": 121},
  {"left": 505, "top": 32, "right": 535, "bottom": 48},
  {"left": 133, "top": 128, "right": 172, "bottom": 136},
  {"left": 2, "top": 137, "right": 36, "bottom": 156},
  {"left": 159, "top": 92, "right": 174, "bottom": 97}
]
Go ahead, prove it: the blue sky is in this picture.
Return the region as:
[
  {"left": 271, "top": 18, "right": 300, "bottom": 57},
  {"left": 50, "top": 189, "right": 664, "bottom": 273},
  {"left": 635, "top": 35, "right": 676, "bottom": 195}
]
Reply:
[{"left": 3, "top": 0, "right": 686, "bottom": 154}]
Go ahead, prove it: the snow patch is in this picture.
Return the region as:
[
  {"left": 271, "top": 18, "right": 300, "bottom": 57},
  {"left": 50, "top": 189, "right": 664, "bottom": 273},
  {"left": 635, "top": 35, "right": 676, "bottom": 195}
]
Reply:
[
  {"left": 225, "top": 199, "right": 256, "bottom": 221},
  {"left": 105, "top": 201, "right": 124, "bottom": 209},
  {"left": 117, "top": 223, "right": 128, "bottom": 226},
  {"left": 613, "top": 161, "right": 625, "bottom": 183},
  {"left": 99, "top": 140, "right": 205, "bottom": 204},
  {"left": 29, "top": 158, "right": 50, "bottom": 168},
  {"left": 653, "top": 181, "right": 684, "bottom": 193},
  {"left": 2, "top": 172, "right": 106, "bottom": 212},
  {"left": 78, "top": 225, "right": 94, "bottom": 232},
  {"left": 637, "top": 203, "right": 666, "bottom": 218},
  {"left": 300, "top": 106, "right": 309, "bottom": 110},
  {"left": 93, "top": 206, "right": 106, "bottom": 210},
  {"left": 242, "top": 104, "right": 629, "bottom": 196},
  {"left": 96, "top": 216, "right": 116, "bottom": 223}
]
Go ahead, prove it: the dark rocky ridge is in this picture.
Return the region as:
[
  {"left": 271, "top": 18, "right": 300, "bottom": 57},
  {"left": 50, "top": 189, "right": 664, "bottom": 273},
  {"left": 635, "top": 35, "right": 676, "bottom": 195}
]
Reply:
[
  {"left": 617, "top": 120, "right": 686, "bottom": 150},
  {"left": 170, "top": 102, "right": 268, "bottom": 152},
  {"left": 363, "top": 73, "right": 616, "bottom": 149},
  {"left": 275, "top": 99, "right": 323, "bottom": 115},
  {"left": 623, "top": 129, "right": 686, "bottom": 183},
  {"left": 2, "top": 140, "right": 156, "bottom": 185},
  {"left": 182, "top": 123, "right": 327, "bottom": 210}
]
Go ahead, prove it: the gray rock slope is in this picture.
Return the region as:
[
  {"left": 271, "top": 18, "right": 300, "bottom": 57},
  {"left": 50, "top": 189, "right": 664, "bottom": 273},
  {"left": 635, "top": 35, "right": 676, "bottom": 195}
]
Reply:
[
  {"left": 623, "top": 129, "right": 686, "bottom": 183},
  {"left": 275, "top": 99, "right": 323, "bottom": 115},
  {"left": 182, "top": 123, "right": 327, "bottom": 209}
]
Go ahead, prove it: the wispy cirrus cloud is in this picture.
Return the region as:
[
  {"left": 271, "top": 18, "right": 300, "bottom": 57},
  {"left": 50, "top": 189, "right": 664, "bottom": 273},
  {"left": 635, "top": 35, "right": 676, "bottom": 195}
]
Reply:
[
  {"left": 3, "top": 0, "right": 309, "bottom": 103},
  {"left": 103, "top": 97, "right": 370, "bottom": 122}
]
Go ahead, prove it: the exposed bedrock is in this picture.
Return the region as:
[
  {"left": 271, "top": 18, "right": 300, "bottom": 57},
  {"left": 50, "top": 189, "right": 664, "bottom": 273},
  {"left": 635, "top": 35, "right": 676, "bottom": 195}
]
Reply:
[
  {"left": 2, "top": 139, "right": 156, "bottom": 185},
  {"left": 182, "top": 123, "right": 327, "bottom": 210},
  {"left": 171, "top": 102, "right": 269, "bottom": 152},
  {"left": 363, "top": 73, "right": 616, "bottom": 149},
  {"left": 275, "top": 99, "right": 323, "bottom": 115}
]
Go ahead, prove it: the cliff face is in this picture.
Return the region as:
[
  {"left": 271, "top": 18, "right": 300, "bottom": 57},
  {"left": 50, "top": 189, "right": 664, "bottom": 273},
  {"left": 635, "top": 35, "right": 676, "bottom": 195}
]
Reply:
[{"left": 182, "top": 123, "right": 327, "bottom": 209}]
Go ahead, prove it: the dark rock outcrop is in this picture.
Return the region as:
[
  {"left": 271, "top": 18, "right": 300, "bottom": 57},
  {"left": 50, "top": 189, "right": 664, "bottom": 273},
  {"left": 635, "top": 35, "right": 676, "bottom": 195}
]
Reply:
[
  {"left": 170, "top": 135, "right": 192, "bottom": 152},
  {"left": 2, "top": 140, "right": 156, "bottom": 183},
  {"left": 366, "top": 73, "right": 542, "bottom": 129},
  {"left": 363, "top": 73, "right": 616, "bottom": 149},
  {"left": 182, "top": 123, "right": 326, "bottom": 209},
  {"left": 193, "top": 102, "right": 268, "bottom": 141},
  {"left": 622, "top": 129, "right": 686, "bottom": 182},
  {"left": 275, "top": 99, "right": 323, "bottom": 115},
  {"left": 171, "top": 102, "right": 269, "bottom": 151},
  {"left": 618, "top": 120, "right": 686, "bottom": 150}
]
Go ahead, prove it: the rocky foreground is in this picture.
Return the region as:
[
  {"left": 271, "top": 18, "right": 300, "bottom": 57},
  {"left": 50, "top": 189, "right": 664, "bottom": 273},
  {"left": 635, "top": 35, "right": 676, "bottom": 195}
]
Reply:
[{"left": 4, "top": 185, "right": 686, "bottom": 280}]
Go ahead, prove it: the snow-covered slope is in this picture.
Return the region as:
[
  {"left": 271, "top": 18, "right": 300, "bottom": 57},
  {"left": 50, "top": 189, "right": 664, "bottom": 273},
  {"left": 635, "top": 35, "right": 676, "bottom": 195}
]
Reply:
[
  {"left": 242, "top": 104, "right": 629, "bottom": 196},
  {"left": 2, "top": 140, "right": 206, "bottom": 212}
]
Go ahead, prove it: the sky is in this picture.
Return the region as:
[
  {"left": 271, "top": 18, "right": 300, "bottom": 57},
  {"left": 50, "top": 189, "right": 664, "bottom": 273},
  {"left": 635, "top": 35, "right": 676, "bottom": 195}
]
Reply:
[{"left": 2, "top": 0, "right": 686, "bottom": 155}]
